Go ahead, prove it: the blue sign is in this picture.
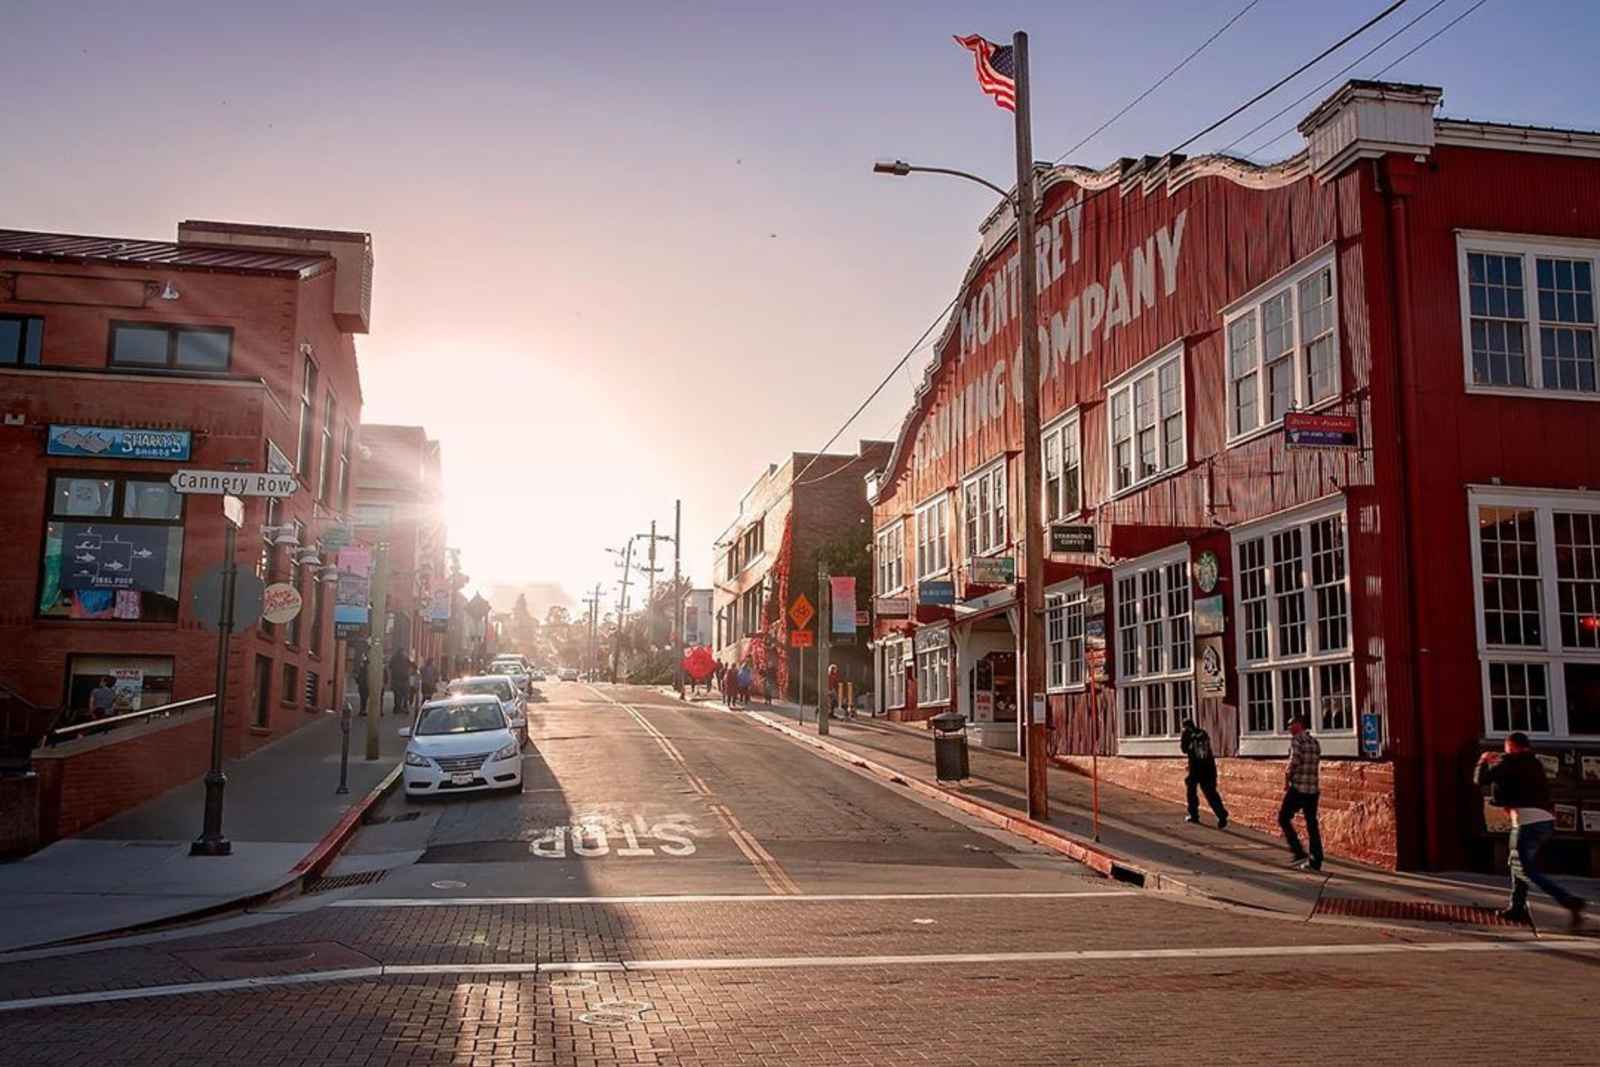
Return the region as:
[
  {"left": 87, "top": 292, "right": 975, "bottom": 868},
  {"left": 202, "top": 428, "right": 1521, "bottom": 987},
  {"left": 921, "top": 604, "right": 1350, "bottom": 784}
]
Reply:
[
  {"left": 918, "top": 580, "right": 955, "bottom": 606},
  {"left": 1360, "top": 711, "right": 1383, "bottom": 758},
  {"left": 48, "top": 425, "right": 192, "bottom": 461}
]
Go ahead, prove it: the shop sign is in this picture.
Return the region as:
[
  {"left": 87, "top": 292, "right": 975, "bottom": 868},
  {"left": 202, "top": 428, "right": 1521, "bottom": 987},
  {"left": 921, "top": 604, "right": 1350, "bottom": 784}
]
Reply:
[
  {"left": 1085, "top": 584, "right": 1106, "bottom": 617},
  {"left": 1085, "top": 616, "right": 1108, "bottom": 683},
  {"left": 428, "top": 588, "right": 451, "bottom": 632},
  {"left": 1196, "top": 635, "right": 1226, "bottom": 696},
  {"left": 334, "top": 546, "right": 372, "bottom": 638},
  {"left": 48, "top": 424, "right": 192, "bottom": 461},
  {"left": 261, "top": 582, "right": 304, "bottom": 625},
  {"left": 918, "top": 580, "right": 955, "bottom": 606},
  {"left": 877, "top": 596, "right": 910, "bottom": 617},
  {"left": 1193, "top": 551, "right": 1220, "bottom": 594},
  {"left": 914, "top": 626, "right": 951, "bottom": 653},
  {"left": 1194, "top": 594, "right": 1225, "bottom": 636},
  {"left": 170, "top": 469, "right": 299, "bottom": 497},
  {"left": 1284, "top": 411, "right": 1359, "bottom": 450},
  {"left": 1050, "top": 523, "right": 1095, "bottom": 554},
  {"left": 969, "top": 556, "right": 1016, "bottom": 584}
]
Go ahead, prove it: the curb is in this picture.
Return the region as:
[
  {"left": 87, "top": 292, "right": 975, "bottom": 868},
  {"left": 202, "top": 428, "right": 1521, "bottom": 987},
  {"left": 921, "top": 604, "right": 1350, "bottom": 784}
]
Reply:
[
  {"left": 745, "top": 711, "right": 1161, "bottom": 890},
  {"left": 6, "top": 762, "right": 403, "bottom": 953}
]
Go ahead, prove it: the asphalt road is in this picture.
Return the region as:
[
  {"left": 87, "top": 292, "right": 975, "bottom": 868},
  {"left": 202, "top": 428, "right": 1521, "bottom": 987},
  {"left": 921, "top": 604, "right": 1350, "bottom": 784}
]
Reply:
[{"left": 2, "top": 681, "right": 1596, "bottom": 1066}]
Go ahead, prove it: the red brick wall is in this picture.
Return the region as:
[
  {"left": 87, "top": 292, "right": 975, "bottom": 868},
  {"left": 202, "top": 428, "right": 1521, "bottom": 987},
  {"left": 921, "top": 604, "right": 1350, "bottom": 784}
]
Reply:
[
  {"left": 33, "top": 708, "right": 214, "bottom": 842},
  {"left": 1053, "top": 753, "right": 1399, "bottom": 868}
]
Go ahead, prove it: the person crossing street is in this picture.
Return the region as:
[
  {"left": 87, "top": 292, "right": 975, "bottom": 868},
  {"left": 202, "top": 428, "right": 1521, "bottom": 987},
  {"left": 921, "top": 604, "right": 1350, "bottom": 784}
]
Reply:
[{"left": 1476, "top": 732, "right": 1588, "bottom": 928}]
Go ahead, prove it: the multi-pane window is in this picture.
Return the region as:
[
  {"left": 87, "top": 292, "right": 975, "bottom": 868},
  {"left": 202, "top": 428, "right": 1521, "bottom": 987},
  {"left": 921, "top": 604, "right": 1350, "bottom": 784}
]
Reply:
[
  {"left": 1042, "top": 413, "right": 1081, "bottom": 521},
  {"left": 916, "top": 495, "right": 949, "bottom": 579},
  {"left": 109, "top": 322, "right": 232, "bottom": 372},
  {"left": 915, "top": 635, "right": 951, "bottom": 706},
  {"left": 1113, "top": 551, "right": 1191, "bottom": 740},
  {"left": 1233, "top": 506, "right": 1354, "bottom": 738},
  {"left": 38, "top": 474, "right": 184, "bottom": 623},
  {"left": 876, "top": 522, "right": 905, "bottom": 594},
  {"left": 338, "top": 423, "right": 353, "bottom": 510},
  {"left": 1470, "top": 491, "right": 1600, "bottom": 737},
  {"left": 1460, "top": 235, "right": 1599, "bottom": 394},
  {"left": 1, "top": 314, "right": 44, "bottom": 365},
  {"left": 884, "top": 640, "right": 907, "bottom": 709},
  {"left": 1046, "top": 585, "right": 1086, "bottom": 690},
  {"left": 318, "top": 392, "right": 337, "bottom": 502},
  {"left": 963, "top": 462, "right": 1007, "bottom": 558},
  {"left": 1224, "top": 254, "right": 1340, "bottom": 441},
  {"left": 1108, "top": 344, "right": 1184, "bottom": 494},
  {"left": 740, "top": 522, "right": 765, "bottom": 568},
  {"left": 297, "top": 356, "right": 318, "bottom": 476}
]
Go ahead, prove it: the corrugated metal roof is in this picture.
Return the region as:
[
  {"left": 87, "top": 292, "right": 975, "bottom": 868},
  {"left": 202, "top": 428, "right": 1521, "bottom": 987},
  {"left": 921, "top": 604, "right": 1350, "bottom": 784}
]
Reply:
[{"left": 0, "top": 228, "right": 333, "bottom": 277}]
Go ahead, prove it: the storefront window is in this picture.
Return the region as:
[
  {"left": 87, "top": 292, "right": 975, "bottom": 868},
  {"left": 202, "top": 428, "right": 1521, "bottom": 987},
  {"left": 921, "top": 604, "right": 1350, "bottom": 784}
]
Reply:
[
  {"left": 915, "top": 638, "right": 951, "bottom": 706},
  {"left": 1046, "top": 584, "right": 1085, "bottom": 690},
  {"left": 39, "top": 473, "right": 184, "bottom": 622},
  {"left": 1113, "top": 548, "right": 1191, "bottom": 743},
  {"left": 884, "top": 640, "right": 907, "bottom": 709},
  {"left": 66, "top": 654, "right": 174, "bottom": 716}
]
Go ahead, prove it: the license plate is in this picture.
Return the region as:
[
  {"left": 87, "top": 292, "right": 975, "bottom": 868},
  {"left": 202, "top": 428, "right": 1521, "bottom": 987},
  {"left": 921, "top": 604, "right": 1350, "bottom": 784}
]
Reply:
[{"left": 450, "top": 772, "right": 474, "bottom": 785}]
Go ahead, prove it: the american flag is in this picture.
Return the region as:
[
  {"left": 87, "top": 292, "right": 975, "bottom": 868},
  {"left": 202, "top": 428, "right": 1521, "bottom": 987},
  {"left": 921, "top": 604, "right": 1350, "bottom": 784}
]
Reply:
[{"left": 953, "top": 34, "right": 1015, "bottom": 112}]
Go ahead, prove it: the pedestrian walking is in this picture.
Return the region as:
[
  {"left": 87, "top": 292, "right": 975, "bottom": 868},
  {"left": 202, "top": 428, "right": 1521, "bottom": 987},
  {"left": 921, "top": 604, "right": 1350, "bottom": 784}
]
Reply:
[
  {"left": 737, "top": 661, "right": 753, "bottom": 708},
  {"left": 1180, "top": 718, "right": 1229, "bottom": 828},
  {"left": 420, "top": 658, "right": 438, "bottom": 701},
  {"left": 355, "top": 652, "right": 371, "bottom": 717},
  {"left": 1279, "top": 714, "right": 1323, "bottom": 871},
  {"left": 388, "top": 647, "right": 413, "bottom": 718},
  {"left": 827, "top": 661, "right": 841, "bottom": 717},
  {"left": 1475, "top": 733, "right": 1588, "bottom": 927}
]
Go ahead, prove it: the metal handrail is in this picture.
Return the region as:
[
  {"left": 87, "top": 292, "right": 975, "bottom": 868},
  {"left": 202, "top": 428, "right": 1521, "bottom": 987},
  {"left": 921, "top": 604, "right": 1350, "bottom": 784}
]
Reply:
[{"left": 49, "top": 693, "right": 217, "bottom": 741}]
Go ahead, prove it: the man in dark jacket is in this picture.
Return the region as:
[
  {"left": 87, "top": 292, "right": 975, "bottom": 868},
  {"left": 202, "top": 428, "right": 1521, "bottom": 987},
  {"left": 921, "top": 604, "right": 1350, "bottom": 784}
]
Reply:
[
  {"left": 1476, "top": 733, "right": 1587, "bottom": 927},
  {"left": 1180, "top": 718, "right": 1229, "bottom": 828},
  {"left": 388, "top": 647, "right": 413, "bottom": 717}
]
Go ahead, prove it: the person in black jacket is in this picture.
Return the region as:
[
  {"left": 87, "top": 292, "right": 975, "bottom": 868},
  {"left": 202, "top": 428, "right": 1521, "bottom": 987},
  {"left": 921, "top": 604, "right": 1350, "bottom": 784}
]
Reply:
[
  {"left": 1475, "top": 732, "right": 1587, "bottom": 927},
  {"left": 1180, "top": 718, "right": 1229, "bottom": 828}
]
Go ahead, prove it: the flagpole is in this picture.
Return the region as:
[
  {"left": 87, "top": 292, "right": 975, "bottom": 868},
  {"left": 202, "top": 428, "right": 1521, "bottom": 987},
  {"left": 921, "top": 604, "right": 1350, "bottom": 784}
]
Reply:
[{"left": 1011, "top": 30, "right": 1049, "bottom": 821}]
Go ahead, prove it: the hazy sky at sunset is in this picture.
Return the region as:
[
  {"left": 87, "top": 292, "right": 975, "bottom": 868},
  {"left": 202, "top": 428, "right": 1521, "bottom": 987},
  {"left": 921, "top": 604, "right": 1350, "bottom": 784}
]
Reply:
[{"left": 5, "top": 1, "right": 1595, "bottom": 609}]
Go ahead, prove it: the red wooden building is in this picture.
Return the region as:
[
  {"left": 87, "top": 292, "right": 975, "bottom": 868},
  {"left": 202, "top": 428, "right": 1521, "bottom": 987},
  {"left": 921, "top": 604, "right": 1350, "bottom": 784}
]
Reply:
[{"left": 866, "top": 81, "right": 1600, "bottom": 871}]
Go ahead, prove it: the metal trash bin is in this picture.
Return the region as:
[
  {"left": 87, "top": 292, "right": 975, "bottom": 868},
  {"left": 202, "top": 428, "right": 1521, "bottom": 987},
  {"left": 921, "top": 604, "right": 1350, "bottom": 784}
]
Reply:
[{"left": 930, "top": 711, "right": 969, "bottom": 782}]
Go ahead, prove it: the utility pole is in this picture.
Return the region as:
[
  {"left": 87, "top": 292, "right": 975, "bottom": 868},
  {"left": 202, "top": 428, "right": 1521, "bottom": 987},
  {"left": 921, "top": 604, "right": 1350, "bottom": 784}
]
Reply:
[
  {"left": 671, "top": 499, "right": 684, "bottom": 697},
  {"left": 585, "top": 583, "right": 604, "bottom": 676},
  {"left": 1012, "top": 31, "right": 1048, "bottom": 821},
  {"left": 364, "top": 540, "right": 390, "bottom": 760},
  {"left": 816, "top": 563, "right": 829, "bottom": 736},
  {"left": 611, "top": 539, "right": 633, "bottom": 683}
]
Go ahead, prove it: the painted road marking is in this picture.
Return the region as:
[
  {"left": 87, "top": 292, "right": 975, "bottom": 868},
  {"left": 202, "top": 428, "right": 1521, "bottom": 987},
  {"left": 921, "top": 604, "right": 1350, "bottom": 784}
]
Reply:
[
  {"left": 586, "top": 686, "right": 800, "bottom": 895},
  {"left": 3, "top": 938, "right": 1597, "bottom": 1013},
  {"left": 526, "top": 812, "right": 709, "bottom": 859},
  {"left": 331, "top": 890, "right": 1142, "bottom": 907}
]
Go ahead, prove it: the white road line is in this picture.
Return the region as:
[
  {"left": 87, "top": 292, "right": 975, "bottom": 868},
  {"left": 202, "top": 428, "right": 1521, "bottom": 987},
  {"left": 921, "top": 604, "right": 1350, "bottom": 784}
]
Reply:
[
  {"left": 2, "top": 938, "right": 1596, "bottom": 1013},
  {"left": 331, "top": 891, "right": 1140, "bottom": 907}
]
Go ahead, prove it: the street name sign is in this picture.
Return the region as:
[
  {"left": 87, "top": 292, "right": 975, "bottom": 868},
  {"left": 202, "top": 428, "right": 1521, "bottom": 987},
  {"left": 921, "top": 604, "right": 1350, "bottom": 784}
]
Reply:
[{"left": 170, "top": 469, "right": 299, "bottom": 497}]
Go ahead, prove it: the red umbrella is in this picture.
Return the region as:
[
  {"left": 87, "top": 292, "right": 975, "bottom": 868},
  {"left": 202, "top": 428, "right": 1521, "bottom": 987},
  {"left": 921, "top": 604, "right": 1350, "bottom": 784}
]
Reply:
[{"left": 682, "top": 646, "right": 716, "bottom": 682}]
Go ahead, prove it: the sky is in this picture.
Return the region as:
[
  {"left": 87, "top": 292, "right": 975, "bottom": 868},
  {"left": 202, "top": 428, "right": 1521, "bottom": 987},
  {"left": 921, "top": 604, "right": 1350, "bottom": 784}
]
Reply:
[{"left": 5, "top": 0, "right": 1598, "bottom": 611}]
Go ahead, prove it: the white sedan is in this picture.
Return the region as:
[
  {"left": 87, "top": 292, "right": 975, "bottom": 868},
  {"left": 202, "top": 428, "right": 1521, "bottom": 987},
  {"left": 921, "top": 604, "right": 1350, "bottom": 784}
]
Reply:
[
  {"left": 447, "top": 674, "right": 527, "bottom": 745},
  {"left": 401, "top": 695, "right": 524, "bottom": 798}
]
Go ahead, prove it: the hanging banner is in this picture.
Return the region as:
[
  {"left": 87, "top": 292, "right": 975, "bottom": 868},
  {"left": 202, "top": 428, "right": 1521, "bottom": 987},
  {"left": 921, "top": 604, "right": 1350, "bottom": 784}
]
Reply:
[
  {"left": 829, "top": 576, "right": 857, "bottom": 635},
  {"left": 334, "top": 546, "right": 372, "bottom": 638}
]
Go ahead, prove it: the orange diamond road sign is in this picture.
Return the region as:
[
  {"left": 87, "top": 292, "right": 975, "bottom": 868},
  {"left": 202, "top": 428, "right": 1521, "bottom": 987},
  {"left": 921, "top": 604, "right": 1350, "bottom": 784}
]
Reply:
[{"left": 789, "top": 594, "right": 815, "bottom": 631}]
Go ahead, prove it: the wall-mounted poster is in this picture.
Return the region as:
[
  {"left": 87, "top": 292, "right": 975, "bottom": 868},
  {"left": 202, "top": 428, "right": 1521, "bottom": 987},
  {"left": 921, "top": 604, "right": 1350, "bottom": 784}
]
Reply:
[
  {"left": 1582, "top": 755, "right": 1600, "bottom": 784},
  {"left": 1193, "top": 595, "right": 1225, "bottom": 636},
  {"left": 1582, "top": 808, "right": 1600, "bottom": 833},
  {"left": 1554, "top": 803, "right": 1579, "bottom": 832}
]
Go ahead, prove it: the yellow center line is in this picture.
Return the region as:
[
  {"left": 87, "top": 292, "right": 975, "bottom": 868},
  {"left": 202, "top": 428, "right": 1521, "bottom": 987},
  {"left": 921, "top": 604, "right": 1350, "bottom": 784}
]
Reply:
[{"left": 585, "top": 686, "right": 800, "bottom": 895}]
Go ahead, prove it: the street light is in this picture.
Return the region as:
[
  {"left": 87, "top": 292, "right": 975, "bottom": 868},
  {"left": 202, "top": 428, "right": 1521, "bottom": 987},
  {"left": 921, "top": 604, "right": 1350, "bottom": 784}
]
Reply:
[{"left": 872, "top": 160, "right": 1016, "bottom": 205}]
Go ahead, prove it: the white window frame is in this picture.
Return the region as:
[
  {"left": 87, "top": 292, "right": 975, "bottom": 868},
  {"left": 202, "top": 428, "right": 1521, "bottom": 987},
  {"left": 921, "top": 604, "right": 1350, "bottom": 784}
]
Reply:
[
  {"left": 1230, "top": 496, "right": 1357, "bottom": 757},
  {"left": 1111, "top": 545, "right": 1193, "bottom": 755},
  {"left": 963, "top": 459, "right": 1008, "bottom": 559},
  {"left": 1106, "top": 342, "right": 1186, "bottom": 497},
  {"left": 1467, "top": 485, "right": 1600, "bottom": 739},
  {"left": 1456, "top": 231, "right": 1600, "bottom": 399},
  {"left": 884, "top": 638, "right": 908, "bottom": 709},
  {"left": 1042, "top": 409, "right": 1082, "bottom": 523},
  {"left": 875, "top": 520, "right": 906, "bottom": 596},
  {"left": 915, "top": 492, "right": 950, "bottom": 581},
  {"left": 1222, "top": 248, "right": 1341, "bottom": 446},
  {"left": 915, "top": 630, "right": 951, "bottom": 706},
  {"left": 1045, "top": 579, "right": 1086, "bottom": 693}
]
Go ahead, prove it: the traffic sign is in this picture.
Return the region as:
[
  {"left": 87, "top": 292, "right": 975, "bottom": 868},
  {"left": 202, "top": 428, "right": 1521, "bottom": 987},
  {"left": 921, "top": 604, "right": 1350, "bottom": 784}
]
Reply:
[
  {"left": 789, "top": 594, "right": 815, "bottom": 631},
  {"left": 170, "top": 469, "right": 299, "bottom": 497},
  {"left": 222, "top": 494, "right": 244, "bottom": 529},
  {"left": 790, "top": 629, "right": 814, "bottom": 648},
  {"left": 192, "top": 565, "right": 265, "bottom": 632}
]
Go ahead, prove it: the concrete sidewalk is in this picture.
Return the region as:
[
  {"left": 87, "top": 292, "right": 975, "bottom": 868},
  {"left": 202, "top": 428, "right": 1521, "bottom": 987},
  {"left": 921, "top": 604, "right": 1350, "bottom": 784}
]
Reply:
[
  {"left": 0, "top": 711, "right": 402, "bottom": 951},
  {"left": 667, "top": 691, "right": 1595, "bottom": 933}
]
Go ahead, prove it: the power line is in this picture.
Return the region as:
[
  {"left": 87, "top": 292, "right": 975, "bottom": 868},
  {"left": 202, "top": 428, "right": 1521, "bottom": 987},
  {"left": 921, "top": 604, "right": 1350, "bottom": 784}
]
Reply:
[
  {"left": 1374, "top": 0, "right": 1489, "bottom": 74},
  {"left": 1221, "top": 0, "right": 1450, "bottom": 158},
  {"left": 1049, "top": 0, "right": 1264, "bottom": 165}
]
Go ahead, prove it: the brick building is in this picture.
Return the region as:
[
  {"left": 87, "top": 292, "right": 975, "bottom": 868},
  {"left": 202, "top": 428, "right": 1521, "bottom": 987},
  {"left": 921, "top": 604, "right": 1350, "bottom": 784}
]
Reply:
[
  {"left": 352, "top": 425, "right": 449, "bottom": 678},
  {"left": 713, "top": 441, "right": 891, "bottom": 703},
  {"left": 0, "top": 219, "right": 372, "bottom": 843},
  {"left": 867, "top": 81, "right": 1600, "bottom": 871}
]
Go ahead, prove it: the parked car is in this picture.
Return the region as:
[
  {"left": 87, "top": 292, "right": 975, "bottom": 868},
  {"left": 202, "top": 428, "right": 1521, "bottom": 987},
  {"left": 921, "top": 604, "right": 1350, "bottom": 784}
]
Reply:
[
  {"left": 558, "top": 667, "right": 579, "bottom": 682},
  {"left": 489, "top": 659, "right": 533, "bottom": 695},
  {"left": 447, "top": 674, "right": 527, "bottom": 745},
  {"left": 401, "top": 695, "right": 523, "bottom": 797},
  {"left": 529, "top": 668, "right": 547, "bottom": 682}
]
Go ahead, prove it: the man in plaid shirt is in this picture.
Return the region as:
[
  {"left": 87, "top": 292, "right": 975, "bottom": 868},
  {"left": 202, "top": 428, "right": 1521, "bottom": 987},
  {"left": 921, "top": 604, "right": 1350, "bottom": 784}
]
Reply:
[{"left": 1279, "top": 714, "right": 1323, "bottom": 871}]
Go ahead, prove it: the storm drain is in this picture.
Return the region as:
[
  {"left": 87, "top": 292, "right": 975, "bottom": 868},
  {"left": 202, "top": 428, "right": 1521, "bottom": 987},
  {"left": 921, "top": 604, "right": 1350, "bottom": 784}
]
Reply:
[
  {"left": 303, "top": 869, "right": 387, "bottom": 894},
  {"left": 218, "top": 946, "right": 318, "bottom": 965},
  {"left": 1313, "top": 896, "right": 1520, "bottom": 926}
]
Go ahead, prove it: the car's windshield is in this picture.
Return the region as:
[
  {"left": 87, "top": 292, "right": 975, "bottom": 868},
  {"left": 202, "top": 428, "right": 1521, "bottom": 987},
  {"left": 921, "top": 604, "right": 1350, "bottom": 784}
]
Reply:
[
  {"left": 415, "top": 701, "right": 506, "bottom": 735},
  {"left": 450, "top": 679, "right": 514, "bottom": 701},
  {"left": 492, "top": 662, "right": 524, "bottom": 675}
]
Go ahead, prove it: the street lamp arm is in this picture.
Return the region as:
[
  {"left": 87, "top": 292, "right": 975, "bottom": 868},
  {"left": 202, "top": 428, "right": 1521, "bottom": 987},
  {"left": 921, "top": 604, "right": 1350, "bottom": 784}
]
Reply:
[{"left": 872, "top": 160, "right": 1013, "bottom": 206}]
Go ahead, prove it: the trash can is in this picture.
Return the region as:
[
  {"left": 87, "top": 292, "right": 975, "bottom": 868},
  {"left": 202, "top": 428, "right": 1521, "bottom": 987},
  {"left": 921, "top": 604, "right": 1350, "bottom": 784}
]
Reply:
[{"left": 930, "top": 711, "right": 969, "bottom": 782}]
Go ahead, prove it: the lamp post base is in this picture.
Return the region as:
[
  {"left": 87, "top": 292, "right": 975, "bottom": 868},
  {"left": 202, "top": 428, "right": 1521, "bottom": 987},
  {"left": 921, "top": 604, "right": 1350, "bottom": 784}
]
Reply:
[{"left": 190, "top": 770, "right": 231, "bottom": 856}]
